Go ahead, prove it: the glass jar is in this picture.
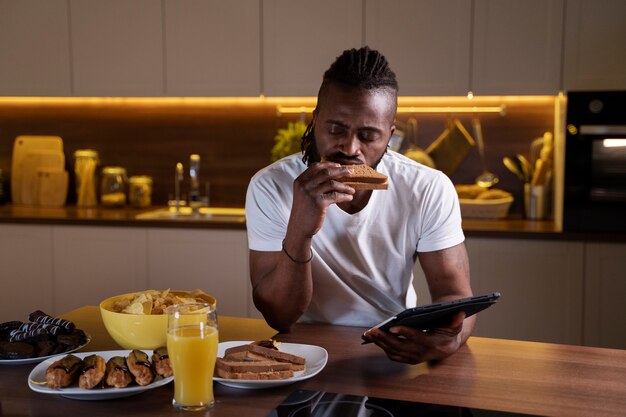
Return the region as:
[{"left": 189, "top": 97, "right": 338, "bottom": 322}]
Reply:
[
  {"left": 128, "top": 175, "right": 153, "bottom": 208},
  {"left": 100, "top": 166, "right": 127, "bottom": 208},
  {"left": 73, "top": 149, "right": 99, "bottom": 207}
]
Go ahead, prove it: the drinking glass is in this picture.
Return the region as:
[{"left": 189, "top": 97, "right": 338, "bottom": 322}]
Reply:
[{"left": 167, "top": 302, "right": 218, "bottom": 411}]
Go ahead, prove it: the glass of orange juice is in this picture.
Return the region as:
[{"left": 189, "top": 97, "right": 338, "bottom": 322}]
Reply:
[{"left": 167, "top": 302, "right": 218, "bottom": 411}]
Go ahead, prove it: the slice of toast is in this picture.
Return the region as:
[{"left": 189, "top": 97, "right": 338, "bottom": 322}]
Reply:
[
  {"left": 215, "top": 357, "right": 294, "bottom": 380},
  {"left": 224, "top": 343, "right": 305, "bottom": 371},
  {"left": 336, "top": 164, "right": 388, "bottom": 190}
]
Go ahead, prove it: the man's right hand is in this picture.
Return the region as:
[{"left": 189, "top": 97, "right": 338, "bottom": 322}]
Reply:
[{"left": 289, "top": 161, "right": 355, "bottom": 238}]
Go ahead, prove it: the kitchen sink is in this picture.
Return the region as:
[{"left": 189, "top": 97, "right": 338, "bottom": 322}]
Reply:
[{"left": 135, "top": 206, "right": 245, "bottom": 221}]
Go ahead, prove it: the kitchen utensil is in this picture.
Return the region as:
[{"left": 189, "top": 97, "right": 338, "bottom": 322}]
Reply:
[
  {"left": 426, "top": 119, "right": 476, "bottom": 176},
  {"left": 529, "top": 137, "right": 544, "bottom": 166},
  {"left": 11, "top": 136, "right": 64, "bottom": 204},
  {"left": 516, "top": 154, "right": 533, "bottom": 183},
  {"left": 472, "top": 118, "right": 499, "bottom": 188},
  {"left": 502, "top": 156, "right": 526, "bottom": 181},
  {"left": 403, "top": 118, "right": 435, "bottom": 168}
]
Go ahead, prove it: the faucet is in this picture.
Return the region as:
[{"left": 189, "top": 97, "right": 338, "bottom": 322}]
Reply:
[
  {"left": 188, "top": 154, "right": 201, "bottom": 212},
  {"left": 173, "top": 162, "right": 184, "bottom": 210}
]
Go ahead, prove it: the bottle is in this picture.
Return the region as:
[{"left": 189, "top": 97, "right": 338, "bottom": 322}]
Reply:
[
  {"left": 100, "top": 166, "right": 127, "bottom": 208},
  {"left": 74, "top": 149, "right": 99, "bottom": 207},
  {"left": 128, "top": 175, "right": 153, "bottom": 208}
]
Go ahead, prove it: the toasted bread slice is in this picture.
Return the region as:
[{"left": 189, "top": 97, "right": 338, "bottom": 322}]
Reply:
[
  {"left": 215, "top": 368, "right": 294, "bottom": 380},
  {"left": 336, "top": 164, "right": 388, "bottom": 190},
  {"left": 216, "top": 357, "right": 293, "bottom": 372},
  {"left": 224, "top": 343, "right": 306, "bottom": 371}
]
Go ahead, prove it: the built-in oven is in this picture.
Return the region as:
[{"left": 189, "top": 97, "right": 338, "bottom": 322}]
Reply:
[{"left": 563, "top": 91, "right": 626, "bottom": 233}]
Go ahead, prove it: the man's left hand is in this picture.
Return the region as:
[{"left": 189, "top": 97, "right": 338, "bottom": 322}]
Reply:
[{"left": 362, "top": 311, "right": 467, "bottom": 364}]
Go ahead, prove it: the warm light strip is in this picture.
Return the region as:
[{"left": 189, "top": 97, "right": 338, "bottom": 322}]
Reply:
[
  {"left": 277, "top": 105, "right": 506, "bottom": 115},
  {"left": 396, "top": 106, "right": 505, "bottom": 114}
]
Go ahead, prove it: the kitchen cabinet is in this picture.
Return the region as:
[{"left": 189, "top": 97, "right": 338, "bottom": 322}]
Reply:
[
  {"left": 583, "top": 242, "right": 626, "bottom": 350},
  {"left": 0, "top": 0, "right": 72, "bottom": 96},
  {"left": 164, "top": 0, "right": 261, "bottom": 96},
  {"left": 262, "top": 0, "right": 362, "bottom": 96},
  {"left": 69, "top": 0, "right": 164, "bottom": 96},
  {"left": 365, "top": 0, "right": 471, "bottom": 96},
  {"left": 562, "top": 0, "right": 626, "bottom": 91},
  {"left": 413, "top": 237, "right": 585, "bottom": 345},
  {"left": 146, "top": 228, "right": 252, "bottom": 318},
  {"left": 472, "top": 0, "right": 563, "bottom": 95},
  {"left": 0, "top": 224, "right": 54, "bottom": 322},
  {"left": 52, "top": 226, "right": 149, "bottom": 314}
]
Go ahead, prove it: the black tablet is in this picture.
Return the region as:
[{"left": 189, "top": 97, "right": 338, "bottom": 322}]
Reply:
[{"left": 363, "top": 292, "right": 501, "bottom": 342}]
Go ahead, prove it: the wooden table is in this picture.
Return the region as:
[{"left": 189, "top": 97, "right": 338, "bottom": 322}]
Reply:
[{"left": 1, "top": 307, "right": 625, "bottom": 417}]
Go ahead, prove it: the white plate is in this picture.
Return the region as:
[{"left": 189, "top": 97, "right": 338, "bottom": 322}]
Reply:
[
  {"left": 28, "top": 350, "right": 173, "bottom": 400},
  {"left": 0, "top": 332, "right": 91, "bottom": 366},
  {"left": 214, "top": 341, "right": 328, "bottom": 390}
]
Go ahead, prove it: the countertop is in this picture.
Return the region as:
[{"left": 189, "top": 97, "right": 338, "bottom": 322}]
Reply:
[
  {"left": 0, "top": 204, "right": 624, "bottom": 241},
  {"left": 1, "top": 306, "right": 625, "bottom": 417}
]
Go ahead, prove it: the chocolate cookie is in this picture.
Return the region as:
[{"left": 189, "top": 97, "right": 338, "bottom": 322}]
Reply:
[{"left": 0, "top": 341, "right": 36, "bottom": 360}]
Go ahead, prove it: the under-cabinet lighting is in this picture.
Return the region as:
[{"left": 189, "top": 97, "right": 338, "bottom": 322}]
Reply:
[{"left": 277, "top": 105, "right": 507, "bottom": 115}]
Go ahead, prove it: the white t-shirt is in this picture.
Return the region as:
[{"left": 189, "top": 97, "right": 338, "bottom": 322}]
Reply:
[{"left": 245, "top": 151, "right": 464, "bottom": 327}]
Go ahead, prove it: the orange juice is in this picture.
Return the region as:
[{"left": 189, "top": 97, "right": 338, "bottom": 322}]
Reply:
[{"left": 167, "top": 325, "right": 218, "bottom": 410}]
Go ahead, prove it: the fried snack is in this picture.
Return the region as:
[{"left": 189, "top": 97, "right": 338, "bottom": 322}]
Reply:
[
  {"left": 127, "top": 350, "right": 154, "bottom": 386},
  {"left": 105, "top": 356, "right": 133, "bottom": 388},
  {"left": 455, "top": 184, "right": 485, "bottom": 199},
  {"left": 151, "top": 347, "right": 172, "bottom": 378},
  {"left": 111, "top": 289, "right": 208, "bottom": 315},
  {"left": 45, "top": 354, "right": 83, "bottom": 388},
  {"left": 79, "top": 354, "right": 106, "bottom": 389},
  {"left": 476, "top": 189, "right": 513, "bottom": 200}
]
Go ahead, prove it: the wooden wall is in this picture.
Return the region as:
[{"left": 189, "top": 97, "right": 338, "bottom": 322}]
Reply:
[{"left": 0, "top": 99, "right": 554, "bottom": 214}]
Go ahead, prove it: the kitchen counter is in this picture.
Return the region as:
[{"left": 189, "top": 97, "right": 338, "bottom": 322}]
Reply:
[
  {"left": 1, "top": 204, "right": 624, "bottom": 241},
  {"left": 1, "top": 306, "right": 625, "bottom": 417}
]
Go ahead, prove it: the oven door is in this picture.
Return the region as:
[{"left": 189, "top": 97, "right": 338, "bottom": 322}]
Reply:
[{"left": 564, "top": 124, "right": 626, "bottom": 232}]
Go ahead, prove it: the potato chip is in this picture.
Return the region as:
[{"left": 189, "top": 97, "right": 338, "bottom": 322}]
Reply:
[{"left": 111, "top": 289, "right": 208, "bottom": 315}]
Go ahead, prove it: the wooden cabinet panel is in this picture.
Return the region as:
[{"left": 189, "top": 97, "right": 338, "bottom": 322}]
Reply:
[
  {"left": 0, "top": 225, "right": 54, "bottom": 322},
  {"left": 52, "top": 226, "right": 149, "bottom": 314},
  {"left": 262, "top": 0, "right": 362, "bottom": 96},
  {"left": 164, "top": 0, "right": 261, "bottom": 96},
  {"left": 472, "top": 0, "right": 563, "bottom": 95},
  {"left": 466, "top": 238, "right": 584, "bottom": 344},
  {"left": 414, "top": 238, "right": 584, "bottom": 344},
  {"left": 69, "top": 0, "right": 164, "bottom": 96},
  {"left": 584, "top": 242, "right": 626, "bottom": 349},
  {"left": 147, "top": 229, "right": 251, "bottom": 317},
  {"left": 563, "top": 0, "right": 626, "bottom": 90},
  {"left": 0, "top": 0, "right": 71, "bottom": 96},
  {"left": 365, "top": 0, "right": 471, "bottom": 96}
]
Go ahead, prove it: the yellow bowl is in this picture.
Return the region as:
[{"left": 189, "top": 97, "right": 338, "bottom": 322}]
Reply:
[{"left": 99, "top": 290, "right": 216, "bottom": 350}]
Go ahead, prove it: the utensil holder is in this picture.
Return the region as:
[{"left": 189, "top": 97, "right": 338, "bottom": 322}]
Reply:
[{"left": 524, "top": 183, "right": 547, "bottom": 219}]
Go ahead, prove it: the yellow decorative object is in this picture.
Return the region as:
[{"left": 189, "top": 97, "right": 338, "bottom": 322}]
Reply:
[
  {"left": 271, "top": 121, "right": 307, "bottom": 162},
  {"left": 100, "top": 290, "right": 216, "bottom": 350}
]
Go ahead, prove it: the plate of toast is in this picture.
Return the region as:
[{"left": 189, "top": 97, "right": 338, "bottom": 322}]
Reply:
[
  {"left": 214, "top": 340, "right": 328, "bottom": 389},
  {"left": 28, "top": 349, "right": 173, "bottom": 400}
]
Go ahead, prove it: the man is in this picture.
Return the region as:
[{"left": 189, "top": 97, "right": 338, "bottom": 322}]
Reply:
[{"left": 245, "top": 47, "right": 474, "bottom": 364}]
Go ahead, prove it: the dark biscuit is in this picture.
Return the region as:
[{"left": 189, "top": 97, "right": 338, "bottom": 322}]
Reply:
[
  {"left": 28, "top": 311, "right": 75, "bottom": 332},
  {"left": 56, "top": 329, "right": 87, "bottom": 347},
  {"left": 0, "top": 341, "right": 36, "bottom": 360},
  {"left": 36, "top": 339, "right": 57, "bottom": 357},
  {"left": 9, "top": 328, "right": 48, "bottom": 343}
]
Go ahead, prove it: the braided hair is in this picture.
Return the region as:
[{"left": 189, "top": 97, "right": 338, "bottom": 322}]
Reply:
[{"left": 301, "top": 46, "right": 398, "bottom": 165}]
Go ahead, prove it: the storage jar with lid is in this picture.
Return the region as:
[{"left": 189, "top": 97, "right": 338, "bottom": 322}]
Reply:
[
  {"left": 74, "top": 149, "right": 99, "bottom": 207},
  {"left": 100, "top": 166, "right": 127, "bottom": 207},
  {"left": 128, "top": 175, "right": 153, "bottom": 208}
]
